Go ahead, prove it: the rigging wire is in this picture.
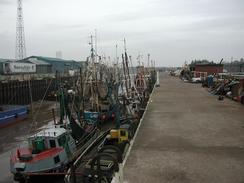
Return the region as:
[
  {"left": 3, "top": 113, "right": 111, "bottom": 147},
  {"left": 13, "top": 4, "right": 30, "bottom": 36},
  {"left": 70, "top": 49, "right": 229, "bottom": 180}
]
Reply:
[{"left": 28, "top": 78, "right": 53, "bottom": 135}]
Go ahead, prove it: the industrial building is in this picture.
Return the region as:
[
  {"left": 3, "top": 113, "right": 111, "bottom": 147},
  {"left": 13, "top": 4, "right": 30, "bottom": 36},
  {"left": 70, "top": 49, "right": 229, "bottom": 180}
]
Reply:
[
  {"left": 19, "top": 57, "right": 51, "bottom": 74},
  {"left": 0, "top": 59, "right": 10, "bottom": 74},
  {"left": 18, "top": 56, "right": 84, "bottom": 74},
  {"left": 0, "top": 56, "right": 86, "bottom": 75},
  {"left": 0, "top": 59, "right": 18, "bottom": 75},
  {"left": 193, "top": 64, "right": 223, "bottom": 75},
  {"left": 189, "top": 62, "right": 224, "bottom": 76}
]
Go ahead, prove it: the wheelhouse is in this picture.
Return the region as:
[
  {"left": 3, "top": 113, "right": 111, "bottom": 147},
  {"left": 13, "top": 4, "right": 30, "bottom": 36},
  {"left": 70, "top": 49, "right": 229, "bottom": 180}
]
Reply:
[{"left": 28, "top": 127, "right": 70, "bottom": 154}]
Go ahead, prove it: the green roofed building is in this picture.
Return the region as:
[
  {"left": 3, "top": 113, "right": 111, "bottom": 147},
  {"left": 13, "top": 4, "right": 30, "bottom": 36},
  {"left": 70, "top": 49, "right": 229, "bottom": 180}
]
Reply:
[{"left": 18, "top": 56, "right": 85, "bottom": 74}]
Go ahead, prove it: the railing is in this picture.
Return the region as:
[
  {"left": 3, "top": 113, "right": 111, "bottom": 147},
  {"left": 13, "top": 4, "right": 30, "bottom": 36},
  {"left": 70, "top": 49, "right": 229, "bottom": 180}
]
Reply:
[
  {"left": 64, "top": 129, "right": 111, "bottom": 183},
  {"left": 72, "top": 128, "right": 100, "bottom": 158}
]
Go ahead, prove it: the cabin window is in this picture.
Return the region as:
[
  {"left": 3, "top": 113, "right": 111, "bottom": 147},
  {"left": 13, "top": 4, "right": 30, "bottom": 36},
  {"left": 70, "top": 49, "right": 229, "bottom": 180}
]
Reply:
[
  {"left": 120, "top": 130, "right": 126, "bottom": 137},
  {"left": 58, "top": 135, "right": 66, "bottom": 146},
  {"left": 54, "top": 155, "right": 60, "bottom": 164},
  {"left": 49, "top": 139, "right": 56, "bottom": 148}
]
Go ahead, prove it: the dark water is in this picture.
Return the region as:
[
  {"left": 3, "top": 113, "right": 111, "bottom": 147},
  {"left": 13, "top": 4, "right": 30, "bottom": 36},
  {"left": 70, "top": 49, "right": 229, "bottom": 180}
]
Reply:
[{"left": 0, "top": 101, "right": 58, "bottom": 183}]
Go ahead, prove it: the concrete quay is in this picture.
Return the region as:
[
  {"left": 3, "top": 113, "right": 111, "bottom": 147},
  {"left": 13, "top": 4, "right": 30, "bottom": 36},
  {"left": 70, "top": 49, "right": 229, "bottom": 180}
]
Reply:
[{"left": 124, "top": 73, "right": 244, "bottom": 183}]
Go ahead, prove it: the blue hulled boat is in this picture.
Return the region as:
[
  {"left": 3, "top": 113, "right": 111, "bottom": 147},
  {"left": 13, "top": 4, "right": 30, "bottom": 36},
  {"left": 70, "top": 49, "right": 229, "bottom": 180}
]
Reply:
[{"left": 0, "top": 105, "right": 27, "bottom": 128}]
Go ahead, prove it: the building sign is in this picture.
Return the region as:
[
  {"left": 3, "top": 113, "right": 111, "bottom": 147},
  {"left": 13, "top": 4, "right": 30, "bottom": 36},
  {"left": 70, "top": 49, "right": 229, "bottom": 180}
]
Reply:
[{"left": 3, "top": 62, "right": 36, "bottom": 74}]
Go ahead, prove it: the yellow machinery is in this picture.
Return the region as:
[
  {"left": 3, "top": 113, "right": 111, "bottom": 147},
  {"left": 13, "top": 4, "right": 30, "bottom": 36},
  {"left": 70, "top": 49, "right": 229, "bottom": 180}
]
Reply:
[{"left": 109, "top": 128, "right": 128, "bottom": 144}]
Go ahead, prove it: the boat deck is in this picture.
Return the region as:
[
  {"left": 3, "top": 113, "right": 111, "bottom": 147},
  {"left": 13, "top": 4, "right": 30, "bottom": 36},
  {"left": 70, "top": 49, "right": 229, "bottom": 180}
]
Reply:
[{"left": 124, "top": 73, "right": 244, "bottom": 183}]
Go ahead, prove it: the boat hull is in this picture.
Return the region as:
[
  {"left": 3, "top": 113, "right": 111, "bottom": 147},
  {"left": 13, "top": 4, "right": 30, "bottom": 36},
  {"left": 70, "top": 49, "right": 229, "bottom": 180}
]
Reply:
[
  {"left": 0, "top": 106, "right": 27, "bottom": 128},
  {"left": 10, "top": 126, "right": 99, "bottom": 182},
  {"left": 13, "top": 165, "right": 67, "bottom": 182}
]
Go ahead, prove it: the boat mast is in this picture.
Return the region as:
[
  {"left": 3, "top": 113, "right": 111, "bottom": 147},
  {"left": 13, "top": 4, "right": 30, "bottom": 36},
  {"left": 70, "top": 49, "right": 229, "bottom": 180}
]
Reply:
[
  {"left": 129, "top": 55, "right": 136, "bottom": 86},
  {"left": 115, "top": 44, "right": 120, "bottom": 82},
  {"left": 80, "top": 67, "right": 85, "bottom": 119},
  {"left": 122, "top": 54, "right": 128, "bottom": 96},
  {"left": 89, "top": 34, "right": 99, "bottom": 111},
  {"left": 95, "top": 29, "right": 97, "bottom": 63},
  {"left": 147, "top": 53, "right": 150, "bottom": 74},
  {"left": 116, "top": 44, "right": 118, "bottom": 65},
  {"left": 94, "top": 30, "right": 99, "bottom": 111},
  {"left": 124, "top": 38, "right": 131, "bottom": 91}
]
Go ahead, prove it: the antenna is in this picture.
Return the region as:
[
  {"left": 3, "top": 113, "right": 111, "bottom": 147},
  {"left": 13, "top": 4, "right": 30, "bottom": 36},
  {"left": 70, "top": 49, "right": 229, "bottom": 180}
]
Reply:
[
  {"left": 123, "top": 38, "right": 127, "bottom": 52},
  {"left": 147, "top": 53, "right": 150, "bottom": 68},
  {"left": 95, "top": 29, "right": 97, "bottom": 63},
  {"left": 137, "top": 53, "right": 143, "bottom": 66},
  {"left": 89, "top": 35, "right": 95, "bottom": 63},
  {"left": 116, "top": 44, "right": 118, "bottom": 64},
  {"left": 15, "top": 0, "right": 26, "bottom": 60}
]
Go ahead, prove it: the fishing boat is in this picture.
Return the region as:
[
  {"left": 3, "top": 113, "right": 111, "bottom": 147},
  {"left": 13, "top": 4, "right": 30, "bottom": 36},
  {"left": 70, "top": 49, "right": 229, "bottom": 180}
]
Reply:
[
  {"left": 10, "top": 83, "right": 99, "bottom": 182},
  {"left": 0, "top": 105, "right": 27, "bottom": 128},
  {"left": 81, "top": 36, "right": 118, "bottom": 125}
]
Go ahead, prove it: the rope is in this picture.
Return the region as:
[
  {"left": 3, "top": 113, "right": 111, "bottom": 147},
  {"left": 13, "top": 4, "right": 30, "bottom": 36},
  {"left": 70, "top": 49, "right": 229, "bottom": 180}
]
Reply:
[
  {"left": 7, "top": 86, "right": 18, "bottom": 105},
  {"left": 28, "top": 78, "right": 53, "bottom": 134}
]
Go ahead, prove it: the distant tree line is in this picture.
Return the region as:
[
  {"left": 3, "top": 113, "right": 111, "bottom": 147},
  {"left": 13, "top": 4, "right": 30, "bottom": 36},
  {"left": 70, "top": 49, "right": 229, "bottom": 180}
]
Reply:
[
  {"left": 189, "top": 59, "right": 222, "bottom": 66},
  {"left": 223, "top": 58, "right": 244, "bottom": 72}
]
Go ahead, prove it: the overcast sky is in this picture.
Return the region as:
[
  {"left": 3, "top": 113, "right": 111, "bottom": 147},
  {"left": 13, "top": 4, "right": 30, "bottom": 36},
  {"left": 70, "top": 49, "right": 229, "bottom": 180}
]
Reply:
[{"left": 0, "top": 0, "right": 243, "bottom": 66}]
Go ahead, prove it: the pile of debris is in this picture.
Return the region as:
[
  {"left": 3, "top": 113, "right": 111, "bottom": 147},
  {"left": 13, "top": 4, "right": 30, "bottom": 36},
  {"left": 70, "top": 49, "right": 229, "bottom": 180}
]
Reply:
[
  {"left": 170, "top": 62, "right": 244, "bottom": 105},
  {"left": 178, "top": 68, "right": 206, "bottom": 83},
  {"left": 177, "top": 60, "right": 224, "bottom": 83},
  {"left": 203, "top": 76, "right": 244, "bottom": 104}
]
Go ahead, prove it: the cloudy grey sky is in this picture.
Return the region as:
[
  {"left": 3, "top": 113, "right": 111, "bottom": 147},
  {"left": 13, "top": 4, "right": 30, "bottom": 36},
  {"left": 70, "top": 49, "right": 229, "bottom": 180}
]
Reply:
[{"left": 0, "top": 0, "right": 243, "bottom": 66}]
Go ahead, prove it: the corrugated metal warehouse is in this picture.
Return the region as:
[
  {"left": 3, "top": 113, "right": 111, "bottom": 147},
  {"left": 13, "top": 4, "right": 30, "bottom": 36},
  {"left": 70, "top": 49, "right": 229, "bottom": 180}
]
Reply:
[
  {"left": 18, "top": 57, "right": 52, "bottom": 74},
  {"left": 18, "top": 56, "right": 84, "bottom": 74},
  {"left": 0, "top": 56, "right": 86, "bottom": 75}
]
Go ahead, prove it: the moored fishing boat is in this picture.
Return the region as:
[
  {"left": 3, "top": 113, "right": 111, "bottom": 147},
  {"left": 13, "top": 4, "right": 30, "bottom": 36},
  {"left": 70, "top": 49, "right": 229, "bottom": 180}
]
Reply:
[{"left": 10, "top": 83, "right": 99, "bottom": 182}]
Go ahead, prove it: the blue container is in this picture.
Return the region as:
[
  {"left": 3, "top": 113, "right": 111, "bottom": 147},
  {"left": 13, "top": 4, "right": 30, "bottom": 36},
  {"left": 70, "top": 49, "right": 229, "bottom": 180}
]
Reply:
[{"left": 83, "top": 111, "right": 99, "bottom": 124}]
